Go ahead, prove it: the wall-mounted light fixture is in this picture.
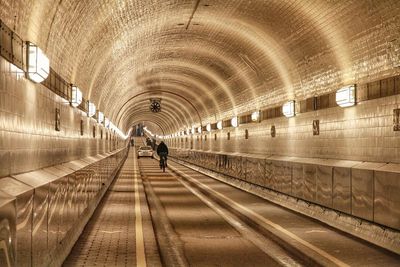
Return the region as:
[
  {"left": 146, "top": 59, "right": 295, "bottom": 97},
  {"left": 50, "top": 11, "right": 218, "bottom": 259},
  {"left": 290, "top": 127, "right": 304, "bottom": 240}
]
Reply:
[
  {"left": 206, "top": 123, "right": 211, "bottom": 132},
  {"left": 336, "top": 85, "right": 356, "bottom": 107},
  {"left": 217, "top": 120, "right": 223, "bottom": 130},
  {"left": 97, "top": 111, "right": 104, "bottom": 124},
  {"left": 282, "top": 100, "right": 295, "bottom": 118},
  {"left": 26, "top": 42, "right": 50, "bottom": 83},
  {"left": 191, "top": 126, "right": 195, "bottom": 134},
  {"left": 197, "top": 126, "right": 202, "bottom": 133},
  {"left": 88, "top": 101, "right": 96, "bottom": 117},
  {"left": 105, "top": 118, "right": 110, "bottom": 128},
  {"left": 71, "top": 85, "right": 82, "bottom": 107},
  {"left": 251, "top": 111, "right": 260, "bottom": 122},
  {"left": 231, "top": 116, "right": 239, "bottom": 128}
]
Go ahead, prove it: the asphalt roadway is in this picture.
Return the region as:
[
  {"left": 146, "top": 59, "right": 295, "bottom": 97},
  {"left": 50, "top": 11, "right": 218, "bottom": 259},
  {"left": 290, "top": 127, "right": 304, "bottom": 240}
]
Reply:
[{"left": 139, "top": 157, "right": 400, "bottom": 267}]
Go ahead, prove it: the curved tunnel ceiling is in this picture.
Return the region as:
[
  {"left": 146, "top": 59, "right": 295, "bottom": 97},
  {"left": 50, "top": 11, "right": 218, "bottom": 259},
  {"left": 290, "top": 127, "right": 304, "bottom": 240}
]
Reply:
[{"left": 3, "top": 0, "right": 399, "bottom": 135}]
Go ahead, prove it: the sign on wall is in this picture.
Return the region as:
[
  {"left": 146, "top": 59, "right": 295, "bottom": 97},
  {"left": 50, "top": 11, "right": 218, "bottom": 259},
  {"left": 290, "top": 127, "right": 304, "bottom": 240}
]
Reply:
[
  {"left": 80, "top": 120, "right": 84, "bottom": 136},
  {"left": 270, "top": 125, "right": 276, "bottom": 137},
  {"left": 313, "top": 120, "right": 320, "bottom": 135},
  {"left": 55, "top": 108, "right": 60, "bottom": 131},
  {"left": 394, "top": 109, "right": 400, "bottom": 131}
]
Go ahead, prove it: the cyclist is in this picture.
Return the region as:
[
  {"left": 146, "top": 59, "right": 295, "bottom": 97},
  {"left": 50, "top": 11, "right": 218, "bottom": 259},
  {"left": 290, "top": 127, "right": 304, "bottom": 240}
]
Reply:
[
  {"left": 157, "top": 141, "right": 169, "bottom": 169},
  {"left": 130, "top": 137, "right": 134, "bottom": 147}
]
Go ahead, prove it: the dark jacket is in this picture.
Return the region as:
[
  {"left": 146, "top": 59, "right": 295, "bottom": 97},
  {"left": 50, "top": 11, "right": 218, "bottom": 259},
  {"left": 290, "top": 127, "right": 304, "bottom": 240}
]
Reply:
[{"left": 157, "top": 142, "right": 168, "bottom": 155}]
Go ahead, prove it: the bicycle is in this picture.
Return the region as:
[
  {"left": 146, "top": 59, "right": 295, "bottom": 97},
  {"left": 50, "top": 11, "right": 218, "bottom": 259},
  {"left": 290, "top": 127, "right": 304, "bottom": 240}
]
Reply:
[{"left": 159, "top": 153, "right": 167, "bottom": 172}]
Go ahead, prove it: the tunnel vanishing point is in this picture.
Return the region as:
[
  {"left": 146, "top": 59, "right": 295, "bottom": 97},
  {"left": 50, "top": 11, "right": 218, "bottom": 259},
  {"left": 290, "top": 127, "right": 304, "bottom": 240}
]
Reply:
[{"left": 1, "top": 1, "right": 400, "bottom": 266}]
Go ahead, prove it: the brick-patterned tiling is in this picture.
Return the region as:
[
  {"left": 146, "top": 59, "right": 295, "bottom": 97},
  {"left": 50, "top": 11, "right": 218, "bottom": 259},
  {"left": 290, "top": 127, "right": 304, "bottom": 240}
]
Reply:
[
  {"left": 63, "top": 150, "right": 161, "bottom": 267},
  {"left": 1, "top": 0, "right": 400, "bottom": 172}
]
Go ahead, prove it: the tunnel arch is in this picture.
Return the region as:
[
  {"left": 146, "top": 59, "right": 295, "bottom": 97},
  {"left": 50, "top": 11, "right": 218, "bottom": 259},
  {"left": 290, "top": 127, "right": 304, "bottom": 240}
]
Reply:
[{"left": 115, "top": 90, "right": 204, "bottom": 129}]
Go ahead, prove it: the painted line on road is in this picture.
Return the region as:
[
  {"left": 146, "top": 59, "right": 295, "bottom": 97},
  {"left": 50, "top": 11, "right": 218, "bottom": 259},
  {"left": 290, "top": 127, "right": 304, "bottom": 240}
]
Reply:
[
  {"left": 134, "top": 150, "right": 147, "bottom": 267},
  {"left": 175, "top": 174, "right": 302, "bottom": 267},
  {"left": 171, "top": 164, "right": 350, "bottom": 267}
]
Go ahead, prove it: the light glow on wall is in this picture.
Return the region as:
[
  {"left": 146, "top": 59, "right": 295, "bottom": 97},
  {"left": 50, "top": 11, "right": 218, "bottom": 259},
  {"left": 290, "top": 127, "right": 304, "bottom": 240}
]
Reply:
[
  {"left": 27, "top": 42, "right": 50, "bottom": 83},
  {"left": 191, "top": 126, "right": 195, "bottom": 134},
  {"left": 282, "top": 100, "right": 295, "bottom": 118},
  {"left": 336, "top": 85, "right": 356, "bottom": 107},
  {"left": 10, "top": 63, "right": 25, "bottom": 80},
  {"left": 206, "top": 123, "right": 211, "bottom": 132},
  {"left": 88, "top": 102, "right": 96, "bottom": 117},
  {"left": 71, "top": 86, "right": 83, "bottom": 107},
  {"left": 251, "top": 111, "right": 260, "bottom": 122},
  {"left": 197, "top": 126, "right": 202, "bottom": 133},
  {"left": 231, "top": 116, "right": 239, "bottom": 128},
  {"left": 217, "top": 120, "right": 223, "bottom": 130},
  {"left": 105, "top": 118, "right": 110, "bottom": 128}
]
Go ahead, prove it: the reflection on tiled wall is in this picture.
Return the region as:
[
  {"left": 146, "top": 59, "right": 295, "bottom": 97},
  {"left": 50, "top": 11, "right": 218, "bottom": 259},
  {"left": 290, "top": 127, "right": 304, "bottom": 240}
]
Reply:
[
  {"left": 170, "top": 93, "right": 400, "bottom": 164},
  {"left": 0, "top": 58, "right": 126, "bottom": 177}
]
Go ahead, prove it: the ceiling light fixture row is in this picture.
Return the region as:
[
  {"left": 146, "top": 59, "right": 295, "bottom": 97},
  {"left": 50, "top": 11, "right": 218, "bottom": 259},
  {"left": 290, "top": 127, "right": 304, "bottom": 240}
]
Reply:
[
  {"left": 22, "top": 43, "right": 356, "bottom": 141},
  {"left": 20, "top": 42, "right": 128, "bottom": 138},
  {"left": 166, "top": 85, "right": 356, "bottom": 139},
  {"left": 1, "top": 21, "right": 143, "bottom": 140}
]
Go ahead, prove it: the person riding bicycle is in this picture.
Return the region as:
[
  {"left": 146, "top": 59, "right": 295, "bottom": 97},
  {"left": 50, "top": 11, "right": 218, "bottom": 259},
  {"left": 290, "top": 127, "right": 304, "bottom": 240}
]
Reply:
[{"left": 157, "top": 141, "right": 169, "bottom": 169}]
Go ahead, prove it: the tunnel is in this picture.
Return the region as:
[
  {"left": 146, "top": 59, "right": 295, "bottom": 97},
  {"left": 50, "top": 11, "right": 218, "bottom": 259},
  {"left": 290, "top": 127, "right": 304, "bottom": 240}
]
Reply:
[{"left": 0, "top": 0, "right": 400, "bottom": 266}]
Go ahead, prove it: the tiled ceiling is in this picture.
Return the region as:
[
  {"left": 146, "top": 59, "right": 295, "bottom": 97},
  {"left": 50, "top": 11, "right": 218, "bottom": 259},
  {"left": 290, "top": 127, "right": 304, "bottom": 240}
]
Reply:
[{"left": 1, "top": 0, "right": 399, "bottom": 133}]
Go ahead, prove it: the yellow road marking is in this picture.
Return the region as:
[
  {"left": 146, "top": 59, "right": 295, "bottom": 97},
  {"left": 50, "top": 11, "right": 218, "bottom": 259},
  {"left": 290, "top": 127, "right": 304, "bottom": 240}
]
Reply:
[{"left": 134, "top": 150, "right": 147, "bottom": 267}]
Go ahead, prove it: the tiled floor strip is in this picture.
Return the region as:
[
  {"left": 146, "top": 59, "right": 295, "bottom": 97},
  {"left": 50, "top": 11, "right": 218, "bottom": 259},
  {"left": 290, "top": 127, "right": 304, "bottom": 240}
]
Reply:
[
  {"left": 63, "top": 149, "right": 161, "bottom": 267},
  {"left": 134, "top": 152, "right": 147, "bottom": 267}
]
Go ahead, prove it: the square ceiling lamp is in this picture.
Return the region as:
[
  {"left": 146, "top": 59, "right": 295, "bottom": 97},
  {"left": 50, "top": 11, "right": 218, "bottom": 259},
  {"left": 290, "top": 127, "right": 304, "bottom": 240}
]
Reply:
[
  {"left": 26, "top": 42, "right": 50, "bottom": 83},
  {"left": 336, "top": 85, "right": 356, "bottom": 107},
  {"left": 282, "top": 100, "right": 295, "bottom": 118},
  {"left": 71, "top": 86, "right": 82, "bottom": 107}
]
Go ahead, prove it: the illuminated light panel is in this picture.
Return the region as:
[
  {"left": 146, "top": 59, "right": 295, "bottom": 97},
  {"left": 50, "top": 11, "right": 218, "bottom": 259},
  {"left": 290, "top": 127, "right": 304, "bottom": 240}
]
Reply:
[
  {"left": 97, "top": 111, "right": 104, "bottom": 124},
  {"left": 191, "top": 126, "right": 195, "bottom": 134},
  {"left": 27, "top": 42, "right": 50, "bottom": 83},
  {"left": 282, "top": 100, "right": 295, "bottom": 118},
  {"left": 231, "top": 116, "right": 239, "bottom": 128},
  {"left": 88, "top": 102, "right": 96, "bottom": 117},
  {"left": 105, "top": 118, "right": 110, "bottom": 128},
  {"left": 197, "top": 126, "right": 202, "bottom": 133},
  {"left": 206, "top": 123, "right": 211, "bottom": 132},
  {"left": 336, "top": 85, "right": 356, "bottom": 107},
  {"left": 71, "top": 86, "right": 83, "bottom": 107},
  {"left": 217, "top": 120, "right": 223, "bottom": 130},
  {"left": 251, "top": 111, "right": 260, "bottom": 122}
]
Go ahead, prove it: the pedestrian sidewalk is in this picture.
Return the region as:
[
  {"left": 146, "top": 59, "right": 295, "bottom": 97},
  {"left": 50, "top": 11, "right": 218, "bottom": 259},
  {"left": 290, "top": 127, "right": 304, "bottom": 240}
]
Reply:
[{"left": 63, "top": 149, "right": 161, "bottom": 267}]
